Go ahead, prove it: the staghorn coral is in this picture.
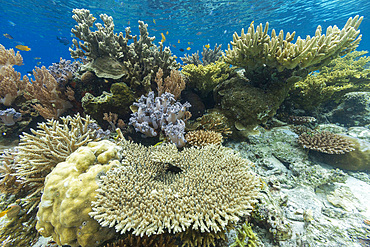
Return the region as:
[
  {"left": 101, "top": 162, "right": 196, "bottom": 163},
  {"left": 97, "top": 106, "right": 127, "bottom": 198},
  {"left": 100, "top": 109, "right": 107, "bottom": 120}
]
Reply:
[
  {"left": 70, "top": 8, "right": 179, "bottom": 97},
  {"left": 90, "top": 139, "right": 260, "bottom": 244},
  {"left": 23, "top": 66, "right": 73, "bottom": 119},
  {"left": 185, "top": 130, "right": 223, "bottom": 147},
  {"left": 297, "top": 131, "right": 355, "bottom": 154},
  {"left": 129, "top": 91, "right": 191, "bottom": 147},
  {"left": 288, "top": 51, "right": 370, "bottom": 111},
  {"left": 15, "top": 113, "right": 99, "bottom": 211},
  {"left": 155, "top": 68, "right": 185, "bottom": 100},
  {"left": 0, "top": 44, "right": 28, "bottom": 106},
  {"left": 182, "top": 59, "right": 233, "bottom": 97}
]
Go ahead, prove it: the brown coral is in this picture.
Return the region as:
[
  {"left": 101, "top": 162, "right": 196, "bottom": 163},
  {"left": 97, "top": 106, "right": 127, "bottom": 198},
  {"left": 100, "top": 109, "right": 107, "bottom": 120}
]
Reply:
[
  {"left": 156, "top": 68, "right": 186, "bottom": 99},
  {"left": 90, "top": 140, "right": 260, "bottom": 245},
  {"left": 104, "top": 234, "right": 177, "bottom": 247},
  {"left": 297, "top": 131, "right": 355, "bottom": 154},
  {"left": 185, "top": 130, "right": 223, "bottom": 147},
  {"left": 24, "top": 66, "right": 73, "bottom": 119}
]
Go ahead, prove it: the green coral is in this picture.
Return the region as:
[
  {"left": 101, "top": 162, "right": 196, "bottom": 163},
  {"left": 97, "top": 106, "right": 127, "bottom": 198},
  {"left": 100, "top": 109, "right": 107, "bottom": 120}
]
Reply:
[
  {"left": 230, "top": 223, "right": 259, "bottom": 247},
  {"left": 81, "top": 82, "right": 135, "bottom": 123},
  {"left": 288, "top": 51, "right": 370, "bottom": 110},
  {"left": 182, "top": 59, "right": 234, "bottom": 97}
]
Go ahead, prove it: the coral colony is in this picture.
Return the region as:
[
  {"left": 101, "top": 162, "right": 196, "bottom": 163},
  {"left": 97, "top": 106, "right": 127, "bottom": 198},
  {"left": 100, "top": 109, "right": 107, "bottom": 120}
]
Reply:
[{"left": 0, "top": 7, "right": 369, "bottom": 247}]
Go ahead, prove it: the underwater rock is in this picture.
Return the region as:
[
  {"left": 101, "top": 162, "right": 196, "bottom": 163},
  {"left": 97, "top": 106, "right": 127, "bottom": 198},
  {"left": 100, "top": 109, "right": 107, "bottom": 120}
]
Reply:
[{"left": 328, "top": 92, "right": 370, "bottom": 126}]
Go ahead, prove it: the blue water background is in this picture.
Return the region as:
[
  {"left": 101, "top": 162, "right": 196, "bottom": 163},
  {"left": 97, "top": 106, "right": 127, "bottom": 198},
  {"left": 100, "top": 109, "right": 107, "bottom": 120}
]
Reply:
[{"left": 1, "top": 0, "right": 370, "bottom": 76}]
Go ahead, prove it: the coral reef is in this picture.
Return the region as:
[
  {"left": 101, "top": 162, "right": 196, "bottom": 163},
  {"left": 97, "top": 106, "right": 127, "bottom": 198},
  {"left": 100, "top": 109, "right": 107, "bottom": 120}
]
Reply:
[
  {"left": 129, "top": 92, "right": 191, "bottom": 147},
  {"left": 217, "top": 16, "right": 363, "bottom": 131},
  {"left": 70, "top": 8, "right": 179, "bottom": 97},
  {"left": 297, "top": 131, "right": 355, "bottom": 154},
  {"left": 0, "top": 44, "right": 27, "bottom": 106},
  {"left": 185, "top": 130, "right": 223, "bottom": 147},
  {"left": 182, "top": 59, "right": 233, "bottom": 98},
  {"left": 36, "top": 140, "right": 120, "bottom": 247},
  {"left": 181, "top": 44, "right": 223, "bottom": 66},
  {"left": 90, "top": 139, "right": 260, "bottom": 245},
  {"left": 288, "top": 51, "right": 370, "bottom": 111},
  {"left": 23, "top": 66, "right": 73, "bottom": 119}
]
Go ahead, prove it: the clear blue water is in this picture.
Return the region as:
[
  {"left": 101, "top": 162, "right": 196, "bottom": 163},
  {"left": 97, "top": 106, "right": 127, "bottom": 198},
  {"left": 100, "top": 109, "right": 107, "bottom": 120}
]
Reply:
[{"left": 1, "top": 0, "right": 370, "bottom": 76}]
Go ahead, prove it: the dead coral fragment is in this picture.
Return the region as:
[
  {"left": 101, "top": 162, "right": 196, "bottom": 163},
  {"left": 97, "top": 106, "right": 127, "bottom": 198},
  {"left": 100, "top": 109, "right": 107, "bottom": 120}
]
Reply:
[
  {"left": 90, "top": 141, "right": 260, "bottom": 238},
  {"left": 298, "top": 131, "right": 355, "bottom": 154},
  {"left": 185, "top": 130, "right": 223, "bottom": 147}
]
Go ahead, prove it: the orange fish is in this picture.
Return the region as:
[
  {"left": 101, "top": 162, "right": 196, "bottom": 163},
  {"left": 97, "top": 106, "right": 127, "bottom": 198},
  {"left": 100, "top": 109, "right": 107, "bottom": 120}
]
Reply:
[
  {"left": 153, "top": 19, "right": 156, "bottom": 25},
  {"left": 166, "top": 31, "right": 169, "bottom": 35},
  {"left": 187, "top": 47, "right": 191, "bottom": 50},
  {"left": 160, "top": 33, "right": 166, "bottom": 43},
  {"left": 15, "top": 45, "right": 31, "bottom": 51},
  {"left": 205, "top": 44, "right": 210, "bottom": 49}
]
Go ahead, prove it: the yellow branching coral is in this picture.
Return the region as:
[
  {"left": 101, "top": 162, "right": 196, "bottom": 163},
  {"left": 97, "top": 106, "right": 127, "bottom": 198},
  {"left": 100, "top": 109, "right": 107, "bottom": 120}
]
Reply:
[
  {"left": 288, "top": 51, "right": 370, "bottom": 110},
  {"left": 182, "top": 60, "right": 233, "bottom": 97},
  {"left": 225, "top": 16, "right": 363, "bottom": 73},
  {"left": 90, "top": 140, "right": 260, "bottom": 242}
]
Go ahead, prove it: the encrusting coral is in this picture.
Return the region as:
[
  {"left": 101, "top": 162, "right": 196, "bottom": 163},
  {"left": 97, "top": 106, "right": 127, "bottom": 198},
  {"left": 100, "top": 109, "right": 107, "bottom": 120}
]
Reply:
[
  {"left": 70, "top": 8, "right": 179, "bottom": 97},
  {"left": 297, "top": 131, "right": 355, "bottom": 154},
  {"left": 89, "top": 138, "right": 260, "bottom": 246},
  {"left": 288, "top": 50, "right": 370, "bottom": 111}
]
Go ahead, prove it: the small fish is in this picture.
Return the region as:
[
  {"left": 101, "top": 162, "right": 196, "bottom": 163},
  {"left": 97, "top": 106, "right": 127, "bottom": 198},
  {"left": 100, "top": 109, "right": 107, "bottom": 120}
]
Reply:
[
  {"left": 180, "top": 48, "right": 184, "bottom": 52},
  {"left": 205, "top": 44, "right": 210, "bottom": 49},
  {"left": 187, "top": 47, "right": 191, "bottom": 50},
  {"left": 57, "top": 36, "right": 69, "bottom": 45},
  {"left": 153, "top": 141, "right": 163, "bottom": 147},
  {"left": 160, "top": 33, "right": 166, "bottom": 43},
  {"left": 8, "top": 20, "right": 16, "bottom": 26},
  {"left": 172, "top": 44, "right": 177, "bottom": 48},
  {"left": 178, "top": 39, "right": 180, "bottom": 43},
  {"left": 196, "top": 31, "right": 202, "bottom": 35},
  {"left": 153, "top": 19, "right": 156, "bottom": 25},
  {"left": 37, "top": 61, "right": 41, "bottom": 65},
  {"left": 34, "top": 57, "right": 41, "bottom": 60},
  {"left": 3, "top": 33, "right": 13, "bottom": 39},
  {"left": 15, "top": 45, "right": 31, "bottom": 51},
  {"left": 188, "top": 42, "right": 194, "bottom": 45},
  {"left": 127, "top": 20, "right": 130, "bottom": 25},
  {"left": 166, "top": 31, "right": 169, "bottom": 35},
  {"left": 224, "top": 30, "right": 227, "bottom": 34},
  {"left": 0, "top": 205, "right": 21, "bottom": 218}
]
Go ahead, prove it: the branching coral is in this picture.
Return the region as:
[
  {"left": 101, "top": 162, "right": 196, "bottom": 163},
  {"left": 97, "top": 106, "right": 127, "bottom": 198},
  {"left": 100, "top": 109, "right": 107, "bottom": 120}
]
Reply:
[
  {"left": 288, "top": 51, "right": 370, "bottom": 110},
  {"left": 155, "top": 68, "right": 186, "bottom": 99},
  {"left": 90, "top": 139, "right": 260, "bottom": 246},
  {"left": 181, "top": 44, "right": 223, "bottom": 66},
  {"left": 70, "top": 8, "right": 179, "bottom": 97},
  {"left": 297, "top": 131, "right": 355, "bottom": 154},
  {"left": 185, "top": 130, "right": 223, "bottom": 147},
  {"left": 15, "top": 113, "right": 99, "bottom": 211},
  {"left": 225, "top": 16, "right": 363, "bottom": 75}
]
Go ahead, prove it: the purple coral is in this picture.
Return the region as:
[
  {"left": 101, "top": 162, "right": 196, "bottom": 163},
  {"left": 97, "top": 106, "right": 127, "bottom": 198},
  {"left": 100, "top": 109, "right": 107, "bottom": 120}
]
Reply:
[
  {"left": 0, "top": 108, "right": 22, "bottom": 126},
  {"left": 48, "top": 58, "right": 79, "bottom": 87},
  {"left": 129, "top": 91, "right": 191, "bottom": 147}
]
